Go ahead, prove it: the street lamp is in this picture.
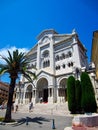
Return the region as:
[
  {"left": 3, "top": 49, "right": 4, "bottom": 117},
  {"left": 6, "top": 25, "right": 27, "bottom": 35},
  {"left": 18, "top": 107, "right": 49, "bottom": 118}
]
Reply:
[
  {"left": 75, "top": 67, "right": 80, "bottom": 79},
  {"left": 18, "top": 81, "right": 22, "bottom": 104}
]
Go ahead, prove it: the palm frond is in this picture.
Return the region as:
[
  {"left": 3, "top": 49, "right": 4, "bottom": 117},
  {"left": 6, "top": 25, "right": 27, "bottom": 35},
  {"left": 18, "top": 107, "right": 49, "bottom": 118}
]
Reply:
[
  {"left": 0, "top": 49, "right": 37, "bottom": 84},
  {"left": 8, "top": 50, "right": 13, "bottom": 63},
  {"left": 26, "top": 70, "right": 37, "bottom": 79},
  {"left": 22, "top": 70, "right": 33, "bottom": 82},
  {"left": 0, "top": 66, "right": 9, "bottom": 75},
  {"left": 0, "top": 55, "right": 12, "bottom": 66},
  {"left": 23, "top": 72, "right": 36, "bottom": 87}
]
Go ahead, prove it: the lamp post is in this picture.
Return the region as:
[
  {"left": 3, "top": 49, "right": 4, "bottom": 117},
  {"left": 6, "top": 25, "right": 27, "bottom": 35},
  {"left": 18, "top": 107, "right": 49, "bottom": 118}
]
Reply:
[
  {"left": 75, "top": 67, "right": 80, "bottom": 79},
  {"left": 18, "top": 81, "right": 22, "bottom": 104}
]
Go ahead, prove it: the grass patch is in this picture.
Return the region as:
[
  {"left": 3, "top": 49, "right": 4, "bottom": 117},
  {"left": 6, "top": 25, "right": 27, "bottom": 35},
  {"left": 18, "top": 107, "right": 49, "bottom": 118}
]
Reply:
[
  {"left": 0, "top": 117, "right": 16, "bottom": 122},
  {"left": 0, "top": 117, "right": 4, "bottom": 121}
]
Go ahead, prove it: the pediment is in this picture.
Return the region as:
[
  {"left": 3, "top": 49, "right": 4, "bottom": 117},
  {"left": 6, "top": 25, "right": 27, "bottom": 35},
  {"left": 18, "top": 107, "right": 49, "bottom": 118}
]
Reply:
[
  {"left": 37, "top": 29, "right": 58, "bottom": 40},
  {"left": 41, "top": 36, "right": 50, "bottom": 44},
  {"left": 37, "top": 70, "right": 54, "bottom": 77}
]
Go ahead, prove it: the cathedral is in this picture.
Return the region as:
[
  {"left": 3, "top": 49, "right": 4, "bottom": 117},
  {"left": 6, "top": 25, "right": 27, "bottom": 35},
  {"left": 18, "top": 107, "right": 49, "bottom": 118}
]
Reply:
[{"left": 15, "top": 29, "right": 96, "bottom": 104}]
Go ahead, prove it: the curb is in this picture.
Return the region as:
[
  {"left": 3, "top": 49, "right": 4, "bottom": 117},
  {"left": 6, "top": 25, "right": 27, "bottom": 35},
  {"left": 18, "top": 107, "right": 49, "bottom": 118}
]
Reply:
[{"left": 0, "top": 121, "right": 17, "bottom": 125}]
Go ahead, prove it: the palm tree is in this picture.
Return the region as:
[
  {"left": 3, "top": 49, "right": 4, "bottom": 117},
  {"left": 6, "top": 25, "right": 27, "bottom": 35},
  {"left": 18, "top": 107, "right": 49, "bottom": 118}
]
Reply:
[{"left": 0, "top": 49, "right": 36, "bottom": 122}]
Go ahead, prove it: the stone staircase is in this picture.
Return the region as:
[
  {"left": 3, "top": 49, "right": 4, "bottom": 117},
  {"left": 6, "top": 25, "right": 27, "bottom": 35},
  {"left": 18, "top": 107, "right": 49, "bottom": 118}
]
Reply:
[{"left": 17, "top": 102, "right": 71, "bottom": 116}]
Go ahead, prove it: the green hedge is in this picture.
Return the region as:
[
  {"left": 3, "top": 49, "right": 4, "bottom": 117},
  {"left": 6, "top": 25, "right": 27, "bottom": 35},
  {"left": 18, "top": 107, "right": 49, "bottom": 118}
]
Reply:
[
  {"left": 81, "top": 72, "right": 97, "bottom": 113},
  {"left": 75, "top": 80, "right": 81, "bottom": 113},
  {"left": 67, "top": 76, "right": 76, "bottom": 113}
]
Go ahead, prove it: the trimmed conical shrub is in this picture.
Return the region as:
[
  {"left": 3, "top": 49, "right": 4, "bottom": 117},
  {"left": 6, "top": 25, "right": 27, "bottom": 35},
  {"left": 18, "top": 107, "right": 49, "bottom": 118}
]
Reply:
[
  {"left": 67, "top": 76, "right": 76, "bottom": 113},
  {"left": 81, "top": 72, "right": 97, "bottom": 113},
  {"left": 75, "top": 80, "right": 81, "bottom": 113}
]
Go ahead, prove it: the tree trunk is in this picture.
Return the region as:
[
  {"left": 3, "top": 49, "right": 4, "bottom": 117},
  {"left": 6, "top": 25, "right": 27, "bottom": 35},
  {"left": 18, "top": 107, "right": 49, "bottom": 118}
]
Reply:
[{"left": 4, "top": 78, "right": 16, "bottom": 122}]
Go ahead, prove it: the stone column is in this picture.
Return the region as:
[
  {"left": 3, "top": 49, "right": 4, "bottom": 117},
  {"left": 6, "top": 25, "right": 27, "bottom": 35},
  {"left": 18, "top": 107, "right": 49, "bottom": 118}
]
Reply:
[
  {"left": 50, "top": 37, "right": 55, "bottom": 74},
  {"left": 37, "top": 42, "right": 40, "bottom": 69},
  {"left": 72, "top": 36, "right": 81, "bottom": 68},
  {"left": 23, "top": 91, "right": 26, "bottom": 104},
  {"left": 35, "top": 89, "right": 38, "bottom": 103},
  {"left": 48, "top": 88, "right": 50, "bottom": 97},
  {"left": 57, "top": 88, "right": 59, "bottom": 97}
]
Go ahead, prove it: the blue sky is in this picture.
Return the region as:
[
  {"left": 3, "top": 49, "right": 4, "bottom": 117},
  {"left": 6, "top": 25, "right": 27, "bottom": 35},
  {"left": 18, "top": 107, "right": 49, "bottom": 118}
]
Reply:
[{"left": 0, "top": 0, "right": 98, "bottom": 82}]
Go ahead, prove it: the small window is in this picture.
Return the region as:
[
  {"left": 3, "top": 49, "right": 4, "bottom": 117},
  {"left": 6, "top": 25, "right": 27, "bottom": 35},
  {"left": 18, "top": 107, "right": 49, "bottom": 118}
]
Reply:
[
  {"left": 65, "top": 54, "right": 69, "bottom": 58},
  {"left": 58, "top": 65, "right": 60, "bottom": 69},
  {"left": 43, "top": 61, "right": 45, "bottom": 68},
  {"left": 60, "top": 56, "right": 63, "bottom": 60},
  {"left": 71, "top": 62, "right": 73, "bottom": 66},
  {"left": 43, "top": 60, "right": 50, "bottom": 68},
  {"left": 68, "top": 51, "right": 72, "bottom": 57},
  {"left": 62, "top": 53, "right": 65, "bottom": 59},
  {"left": 55, "top": 55, "right": 60, "bottom": 61},
  {"left": 62, "top": 64, "right": 65, "bottom": 68},
  {"left": 55, "top": 65, "right": 60, "bottom": 70},
  {"left": 47, "top": 60, "right": 50, "bottom": 66},
  {"left": 68, "top": 63, "right": 71, "bottom": 67},
  {"left": 55, "top": 66, "right": 58, "bottom": 70}
]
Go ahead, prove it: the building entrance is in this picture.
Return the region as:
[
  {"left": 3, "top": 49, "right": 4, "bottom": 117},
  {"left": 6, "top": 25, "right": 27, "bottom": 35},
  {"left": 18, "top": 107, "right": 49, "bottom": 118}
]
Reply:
[
  {"left": 25, "top": 85, "right": 32, "bottom": 103},
  {"left": 59, "top": 78, "right": 67, "bottom": 102},
  {"left": 37, "top": 78, "right": 48, "bottom": 103},
  {"left": 43, "top": 89, "right": 48, "bottom": 102}
]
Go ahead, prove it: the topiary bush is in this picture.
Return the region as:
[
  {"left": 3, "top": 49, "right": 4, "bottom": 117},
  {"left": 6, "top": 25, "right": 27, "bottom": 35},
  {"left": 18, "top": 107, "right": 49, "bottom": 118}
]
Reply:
[
  {"left": 75, "top": 80, "right": 81, "bottom": 113},
  {"left": 81, "top": 72, "right": 97, "bottom": 113},
  {"left": 67, "top": 76, "right": 76, "bottom": 114}
]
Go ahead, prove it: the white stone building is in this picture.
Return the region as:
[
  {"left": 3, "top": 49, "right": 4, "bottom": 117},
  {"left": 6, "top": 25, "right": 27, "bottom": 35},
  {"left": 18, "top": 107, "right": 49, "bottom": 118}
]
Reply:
[{"left": 15, "top": 29, "right": 91, "bottom": 104}]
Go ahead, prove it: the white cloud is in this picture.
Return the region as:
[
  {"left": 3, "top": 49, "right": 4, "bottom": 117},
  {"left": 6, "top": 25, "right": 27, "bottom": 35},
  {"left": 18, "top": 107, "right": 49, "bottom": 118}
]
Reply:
[{"left": 0, "top": 46, "right": 29, "bottom": 64}]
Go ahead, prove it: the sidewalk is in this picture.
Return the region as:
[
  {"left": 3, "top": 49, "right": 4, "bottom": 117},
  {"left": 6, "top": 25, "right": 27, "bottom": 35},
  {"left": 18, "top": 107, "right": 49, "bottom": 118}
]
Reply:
[
  {"left": 17, "top": 102, "right": 98, "bottom": 130},
  {"left": 0, "top": 102, "right": 98, "bottom": 130},
  {"left": 0, "top": 109, "right": 73, "bottom": 130}
]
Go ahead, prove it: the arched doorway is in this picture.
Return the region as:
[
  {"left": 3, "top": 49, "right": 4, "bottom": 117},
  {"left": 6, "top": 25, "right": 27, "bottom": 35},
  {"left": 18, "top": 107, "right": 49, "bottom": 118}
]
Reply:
[
  {"left": 37, "top": 78, "right": 48, "bottom": 103},
  {"left": 25, "top": 85, "right": 32, "bottom": 102},
  {"left": 59, "top": 78, "right": 67, "bottom": 102}
]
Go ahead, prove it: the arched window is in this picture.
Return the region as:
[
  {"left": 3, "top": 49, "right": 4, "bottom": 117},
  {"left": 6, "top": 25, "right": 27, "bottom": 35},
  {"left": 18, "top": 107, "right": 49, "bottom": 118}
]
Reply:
[
  {"left": 68, "top": 62, "right": 73, "bottom": 67},
  {"left": 43, "top": 61, "right": 45, "bottom": 68},
  {"left": 42, "top": 50, "right": 49, "bottom": 58},
  {"left": 55, "top": 55, "right": 60, "bottom": 61},
  {"left": 43, "top": 60, "right": 50, "bottom": 68},
  {"left": 45, "top": 61, "right": 48, "bottom": 67},
  {"left": 62, "top": 64, "right": 65, "bottom": 68},
  {"left": 65, "top": 54, "right": 69, "bottom": 58},
  {"left": 68, "top": 51, "right": 72, "bottom": 57},
  {"left": 47, "top": 60, "right": 50, "bottom": 66},
  {"left": 62, "top": 53, "right": 65, "bottom": 59},
  {"left": 55, "top": 66, "right": 58, "bottom": 70},
  {"left": 68, "top": 63, "right": 71, "bottom": 67},
  {"left": 60, "top": 55, "right": 63, "bottom": 60},
  {"left": 58, "top": 65, "right": 60, "bottom": 69},
  {"left": 71, "top": 62, "right": 73, "bottom": 66},
  {"left": 55, "top": 65, "right": 60, "bottom": 70}
]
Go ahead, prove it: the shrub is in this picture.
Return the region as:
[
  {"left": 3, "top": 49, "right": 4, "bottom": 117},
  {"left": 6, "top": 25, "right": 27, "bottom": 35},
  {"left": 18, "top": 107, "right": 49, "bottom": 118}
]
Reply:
[
  {"left": 75, "top": 80, "right": 81, "bottom": 113},
  {"left": 81, "top": 72, "right": 97, "bottom": 113},
  {"left": 67, "top": 76, "right": 76, "bottom": 113}
]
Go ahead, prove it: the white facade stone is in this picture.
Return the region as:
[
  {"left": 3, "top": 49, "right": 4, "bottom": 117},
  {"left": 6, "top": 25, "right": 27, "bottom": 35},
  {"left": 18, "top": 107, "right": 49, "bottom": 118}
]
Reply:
[{"left": 15, "top": 29, "right": 93, "bottom": 104}]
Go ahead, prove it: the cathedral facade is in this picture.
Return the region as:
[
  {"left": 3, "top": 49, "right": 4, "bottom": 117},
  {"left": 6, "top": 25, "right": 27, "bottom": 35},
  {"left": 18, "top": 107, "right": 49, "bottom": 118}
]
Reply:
[{"left": 15, "top": 29, "right": 90, "bottom": 104}]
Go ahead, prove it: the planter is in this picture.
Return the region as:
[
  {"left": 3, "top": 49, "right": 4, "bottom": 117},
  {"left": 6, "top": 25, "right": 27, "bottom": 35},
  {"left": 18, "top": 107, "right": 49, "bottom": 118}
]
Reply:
[
  {"left": 72, "top": 113, "right": 98, "bottom": 127},
  {"left": 72, "top": 125, "right": 87, "bottom": 130}
]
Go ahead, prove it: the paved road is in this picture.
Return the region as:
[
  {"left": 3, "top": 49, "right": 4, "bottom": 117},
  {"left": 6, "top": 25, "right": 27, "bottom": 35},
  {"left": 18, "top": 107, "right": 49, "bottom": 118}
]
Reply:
[{"left": 0, "top": 110, "right": 73, "bottom": 130}]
